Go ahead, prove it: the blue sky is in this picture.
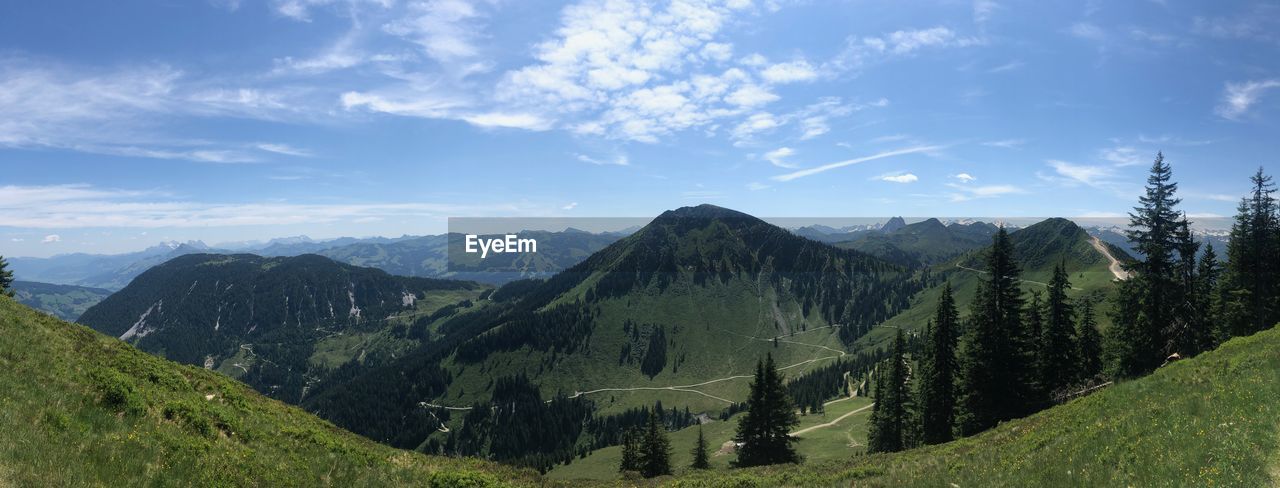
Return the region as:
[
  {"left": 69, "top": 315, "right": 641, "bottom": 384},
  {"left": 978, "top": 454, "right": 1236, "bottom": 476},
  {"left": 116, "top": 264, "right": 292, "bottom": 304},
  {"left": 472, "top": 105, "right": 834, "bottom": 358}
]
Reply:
[{"left": 2, "top": 0, "right": 1279, "bottom": 257}]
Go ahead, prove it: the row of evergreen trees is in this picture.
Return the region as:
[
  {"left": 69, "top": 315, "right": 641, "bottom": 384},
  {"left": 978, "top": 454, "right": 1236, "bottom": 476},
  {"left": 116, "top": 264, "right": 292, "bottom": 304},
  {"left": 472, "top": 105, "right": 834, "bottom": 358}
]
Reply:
[
  {"left": 868, "top": 155, "right": 1280, "bottom": 453},
  {"left": 618, "top": 353, "right": 802, "bottom": 477}
]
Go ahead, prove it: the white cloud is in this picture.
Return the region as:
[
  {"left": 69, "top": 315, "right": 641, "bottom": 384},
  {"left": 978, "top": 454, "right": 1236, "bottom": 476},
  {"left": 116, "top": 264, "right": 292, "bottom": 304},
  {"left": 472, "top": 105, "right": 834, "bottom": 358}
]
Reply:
[
  {"left": 1048, "top": 159, "right": 1113, "bottom": 186},
  {"left": 495, "top": 0, "right": 763, "bottom": 142},
  {"left": 760, "top": 60, "right": 818, "bottom": 84},
  {"left": 772, "top": 145, "right": 941, "bottom": 182},
  {"left": 462, "top": 112, "right": 553, "bottom": 130},
  {"left": 725, "top": 84, "right": 780, "bottom": 107},
  {"left": 576, "top": 154, "right": 630, "bottom": 166},
  {"left": 731, "top": 112, "right": 780, "bottom": 141},
  {"left": 562, "top": 202, "right": 579, "bottom": 210},
  {"left": 763, "top": 147, "right": 797, "bottom": 168},
  {"left": 878, "top": 172, "right": 919, "bottom": 183},
  {"left": 42, "top": 234, "right": 61, "bottom": 243},
  {"left": 952, "top": 173, "right": 977, "bottom": 182},
  {"left": 1099, "top": 146, "right": 1145, "bottom": 166},
  {"left": 947, "top": 183, "right": 1025, "bottom": 202},
  {"left": 383, "top": 0, "right": 489, "bottom": 65},
  {"left": 256, "top": 143, "right": 313, "bottom": 157},
  {"left": 1216, "top": 79, "right": 1280, "bottom": 120}
]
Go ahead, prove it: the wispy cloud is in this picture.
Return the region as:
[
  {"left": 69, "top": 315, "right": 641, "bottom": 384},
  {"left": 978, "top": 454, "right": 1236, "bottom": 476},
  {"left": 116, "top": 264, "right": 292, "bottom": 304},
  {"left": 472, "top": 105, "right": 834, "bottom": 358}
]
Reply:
[
  {"left": 41, "top": 234, "right": 61, "bottom": 243},
  {"left": 576, "top": 153, "right": 630, "bottom": 166},
  {"left": 946, "top": 183, "right": 1025, "bottom": 202},
  {"left": 982, "top": 138, "right": 1025, "bottom": 149},
  {"left": 877, "top": 172, "right": 919, "bottom": 183},
  {"left": 763, "top": 147, "right": 798, "bottom": 168},
  {"left": 1216, "top": 79, "right": 1280, "bottom": 120},
  {"left": 771, "top": 145, "right": 941, "bottom": 182},
  {"left": 1047, "top": 159, "right": 1114, "bottom": 186},
  {"left": 952, "top": 173, "right": 977, "bottom": 183},
  {"left": 0, "top": 183, "right": 525, "bottom": 229}
]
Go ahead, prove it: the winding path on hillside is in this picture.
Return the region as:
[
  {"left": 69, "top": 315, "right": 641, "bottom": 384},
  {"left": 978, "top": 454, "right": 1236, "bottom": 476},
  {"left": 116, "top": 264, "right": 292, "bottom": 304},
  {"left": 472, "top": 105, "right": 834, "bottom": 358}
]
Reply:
[
  {"left": 419, "top": 327, "right": 851, "bottom": 411},
  {"left": 1089, "top": 236, "right": 1130, "bottom": 280},
  {"left": 955, "top": 264, "right": 1084, "bottom": 291},
  {"left": 790, "top": 403, "right": 875, "bottom": 437}
]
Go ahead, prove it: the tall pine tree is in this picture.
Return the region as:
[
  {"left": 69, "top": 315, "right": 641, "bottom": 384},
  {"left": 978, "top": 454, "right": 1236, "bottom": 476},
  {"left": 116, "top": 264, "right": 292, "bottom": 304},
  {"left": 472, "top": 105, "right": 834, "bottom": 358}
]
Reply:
[
  {"left": 690, "top": 425, "right": 710, "bottom": 469},
  {"left": 1075, "top": 297, "right": 1103, "bottom": 382},
  {"left": 956, "top": 227, "right": 1029, "bottom": 435},
  {"left": 638, "top": 412, "right": 672, "bottom": 478},
  {"left": 1038, "top": 262, "right": 1078, "bottom": 398},
  {"left": 619, "top": 427, "right": 641, "bottom": 473},
  {"left": 1108, "top": 152, "right": 1184, "bottom": 377},
  {"left": 1221, "top": 168, "right": 1279, "bottom": 338},
  {"left": 867, "top": 329, "right": 910, "bottom": 453},
  {"left": 733, "top": 353, "right": 800, "bottom": 466},
  {"left": 916, "top": 282, "right": 959, "bottom": 445}
]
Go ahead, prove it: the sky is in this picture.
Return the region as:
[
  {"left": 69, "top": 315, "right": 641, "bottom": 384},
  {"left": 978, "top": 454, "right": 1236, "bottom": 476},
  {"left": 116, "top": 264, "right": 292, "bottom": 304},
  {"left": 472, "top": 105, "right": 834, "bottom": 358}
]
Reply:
[{"left": 2, "top": 0, "right": 1279, "bottom": 257}]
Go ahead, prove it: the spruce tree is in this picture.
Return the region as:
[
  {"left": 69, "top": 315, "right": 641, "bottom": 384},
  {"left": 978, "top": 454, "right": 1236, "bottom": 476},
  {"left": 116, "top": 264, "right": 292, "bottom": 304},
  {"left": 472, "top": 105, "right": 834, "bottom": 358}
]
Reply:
[
  {"left": 916, "top": 283, "right": 958, "bottom": 445},
  {"left": 0, "top": 256, "right": 14, "bottom": 297},
  {"left": 868, "top": 329, "right": 910, "bottom": 452},
  {"left": 733, "top": 353, "right": 800, "bottom": 466},
  {"left": 1110, "top": 152, "right": 1184, "bottom": 376},
  {"left": 1075, "top": 297, "right": 1103, "bottom": 381},
  {"left": 1170, "top": 214, "right": 1204, "bottom": 356},
  {"left": 1105, "top": 278, "right": 1147, "bottom": 378},
  {"left": 956, "top": 227, "right": 1027, "bottom": 435},
  {"left": 1222, "top": 168, "right": 1279, "bottom": 338},
  {"left": 638, "top": 412, "right": 672, "bottom": 478},
  {"left": 865, "top": 366, "right": 887, "bottom": 453},
  {"left": 1038, "top": 262, "right": 1078, "bottom": 397},
  {"left": 690, "top": 425, "right": 710, "bottom": 469},
  {"left": 619, "top": 427, "right": 641, "bottom": 473}
]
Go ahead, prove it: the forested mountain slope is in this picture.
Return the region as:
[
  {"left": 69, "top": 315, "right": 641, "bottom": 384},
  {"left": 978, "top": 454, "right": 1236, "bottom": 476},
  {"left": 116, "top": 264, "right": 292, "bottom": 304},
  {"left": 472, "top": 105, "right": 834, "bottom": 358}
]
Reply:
[
  {"left": 11, "top": 280, "right": 113, "bottom": 321},
  {"left": 859, "top": 217, "right": 1133, "bottom": 348},
  {"left": 77, "top": 253, "right": 488, "bottom": 404},
  {"left": 301, "top": 205, "right": 928, "bottom": 469},
  {"left": 836, "top": 218, "right": 997, "bottom": 267}
]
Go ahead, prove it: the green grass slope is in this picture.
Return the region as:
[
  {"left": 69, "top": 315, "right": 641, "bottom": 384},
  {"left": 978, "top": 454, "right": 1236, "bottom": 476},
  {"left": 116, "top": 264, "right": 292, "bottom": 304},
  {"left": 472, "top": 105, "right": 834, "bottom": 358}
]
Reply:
[
  {"left": 646, "top": 325, "right": 1280, "bottom": 487},
  {"left": 0, "top": 296, "right": 536, "bottom": 487}
]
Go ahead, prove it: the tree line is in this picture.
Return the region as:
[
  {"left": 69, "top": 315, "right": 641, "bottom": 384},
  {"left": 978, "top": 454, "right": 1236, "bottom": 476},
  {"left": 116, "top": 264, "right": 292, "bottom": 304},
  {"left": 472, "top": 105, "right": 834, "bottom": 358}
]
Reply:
[{"left": 868, "top": 155, "right": 1280, "bottom": 452}]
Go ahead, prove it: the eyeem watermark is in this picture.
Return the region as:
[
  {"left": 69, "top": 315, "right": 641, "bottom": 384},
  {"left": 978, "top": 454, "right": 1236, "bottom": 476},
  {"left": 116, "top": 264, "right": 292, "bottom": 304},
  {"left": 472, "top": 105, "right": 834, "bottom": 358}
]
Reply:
[{"left": 464, "top": 234, "right": 537, "bottom": 258}]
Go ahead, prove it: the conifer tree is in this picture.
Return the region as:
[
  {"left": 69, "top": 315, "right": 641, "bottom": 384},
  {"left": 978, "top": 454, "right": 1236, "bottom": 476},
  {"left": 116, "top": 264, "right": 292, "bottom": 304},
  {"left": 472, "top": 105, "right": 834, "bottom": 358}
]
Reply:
[
  {"left": 1221, "top": 168, "right": 1279, "bottom": 338},
  {"left": 916, "top": 282, "right": 958, "bottom": 445},
  {"left": 868, "top": 329, "right": 910, "bottom": 452},
  {"left": 690, "top": 425, "right": 710, "bottom": 470},
  {"left": 733, "top": 353, "right": 800, "bottom": 466},
  {"left": 1038, "top": 262, "right": 1078, "bottom": 397},
  {"left": 1170, "top": 214, "right": 1204, "bottom": 356},
  {"left": 956, "top": 227, "right": 1027, "bottom": 435},
  {"left": 1075, "top": 297, "right": 1103, "bottom": 382},
  {"left": 638, "top": 412, "right": 672, "bottom": 478},
  {"left": 619, "top": 427, "right": 641, "bottom": 473},
  {"left": 0, "top": 256, "right": 14, "bottom": 298},
  {"left": 1109, "top": 152, "right": 1184, "bottom": 376}
]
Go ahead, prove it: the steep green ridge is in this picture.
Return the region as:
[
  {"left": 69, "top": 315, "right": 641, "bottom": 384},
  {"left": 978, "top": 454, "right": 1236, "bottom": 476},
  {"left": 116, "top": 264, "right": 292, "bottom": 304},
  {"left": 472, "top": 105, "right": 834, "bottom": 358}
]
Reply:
[
  {"left": 12, "top": 280, "right": 113, "bottom": 321},
  {"left": 836, "top": 218, "right": 996, "bottom": 267},
  {"left": 643, "top": 324, "right": 1280, "bottom": 487},
  {"left": 77, "top": 253, "right": 488, "bottom": 404},
  {"left": 302, "top": 205, "right": 925, "bottom": 464},
  {"left": 0, "top": 296, "right": 537, "bottom": 487},
  {"left": 859, "top": 217, "right": 1132, "bottom": 349}
]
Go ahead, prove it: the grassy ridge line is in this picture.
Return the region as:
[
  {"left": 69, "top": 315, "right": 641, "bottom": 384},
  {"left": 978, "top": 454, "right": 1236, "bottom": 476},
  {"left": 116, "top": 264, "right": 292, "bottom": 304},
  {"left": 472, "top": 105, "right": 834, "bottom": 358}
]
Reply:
[
  {"left": 0, "top": 297, "right": 538, "bottom": 488},
  {"left": 592, "top": 325, "right": 1280, "bottom": 487}
]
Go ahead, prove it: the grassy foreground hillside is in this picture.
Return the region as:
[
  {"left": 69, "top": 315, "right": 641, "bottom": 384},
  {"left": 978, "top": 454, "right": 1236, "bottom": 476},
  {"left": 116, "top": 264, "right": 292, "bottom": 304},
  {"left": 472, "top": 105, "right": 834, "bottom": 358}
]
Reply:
[
  {"left": 0, "top": 297, "right": 536, "bottom": 487},
  {"left": 614, "top": 325, "right": 1280, "bottom": 487}
]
